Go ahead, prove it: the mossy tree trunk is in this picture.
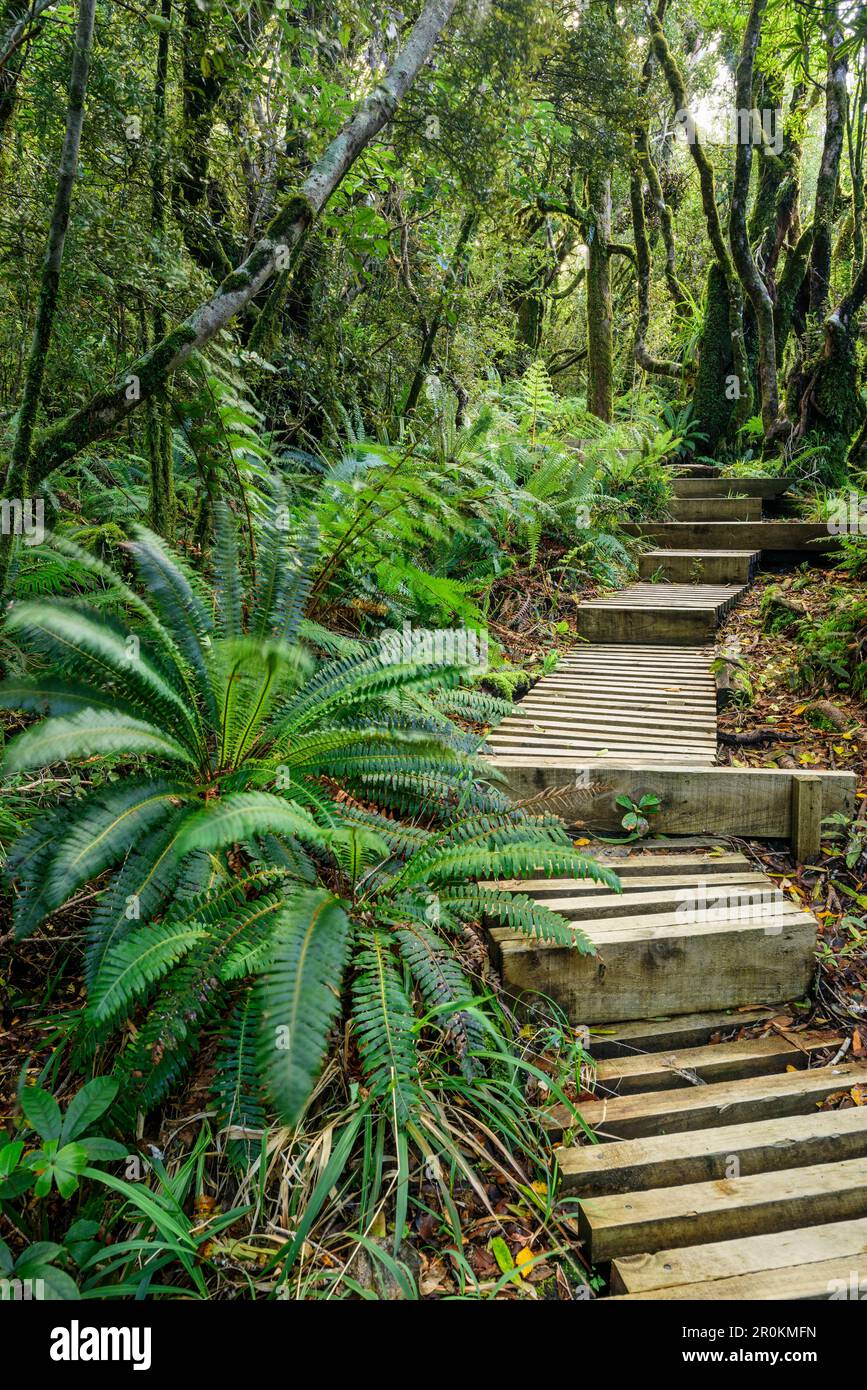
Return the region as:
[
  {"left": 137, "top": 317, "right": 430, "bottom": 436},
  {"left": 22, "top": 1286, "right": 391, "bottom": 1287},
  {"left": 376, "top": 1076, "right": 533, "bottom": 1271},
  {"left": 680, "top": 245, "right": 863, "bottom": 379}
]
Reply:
[
  {"left": 585, "top": 170, "right": 613, "bottom": 421},
  {"left": 173, "top": 0, "right": 234, "bottom": 281},
  {"left": 809, "top": 11, "right": 848, "bottom": 319},
  {"left": 26, "top": 0, "right": 461, "bottom": 488},
  {"left": 691, "top": 262, "right": 736, "bottom": 452},
  {"left": 728, "top": 0, "right": 782, "bottom": 437},
  {"left": 792, "top": 239, "right": 867, "bottom": 474},
  {"left": 146, "top": 0, "right": 177, "bottom": 541},
  {"left": 629, "top": 171, "right": 683, "bottom": 378},
  {"left": 649, "top": 10, "right": 753, "bottom": 433}
]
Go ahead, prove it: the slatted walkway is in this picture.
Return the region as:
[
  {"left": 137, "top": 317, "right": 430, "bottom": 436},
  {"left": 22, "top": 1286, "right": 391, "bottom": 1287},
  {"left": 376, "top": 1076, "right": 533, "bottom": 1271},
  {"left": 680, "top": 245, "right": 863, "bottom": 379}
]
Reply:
[{"left": 486, "top": 645, "right": 717, "bottom": 765}]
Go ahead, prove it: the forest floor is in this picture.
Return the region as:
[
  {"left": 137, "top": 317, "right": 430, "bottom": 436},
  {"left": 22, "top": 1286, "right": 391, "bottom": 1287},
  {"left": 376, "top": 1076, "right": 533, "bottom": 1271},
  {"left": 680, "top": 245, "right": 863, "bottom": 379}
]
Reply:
[{"left": 714, "top": 565, "right": 867, "bottom": 1047}]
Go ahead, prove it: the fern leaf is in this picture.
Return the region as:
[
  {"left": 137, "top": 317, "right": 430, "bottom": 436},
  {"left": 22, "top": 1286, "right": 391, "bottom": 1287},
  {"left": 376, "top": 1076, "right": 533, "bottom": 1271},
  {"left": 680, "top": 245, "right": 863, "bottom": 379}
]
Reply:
[
  {"left": 259, "top": 889, "right": 352, "bottom": 1124},
  {"left": 437, "top": 886, "right": 593, "bottom": 949},
  {"left": 88, "top": 920, "right": 207, "bottom": 1025},
  {"left": 175, "top": 792, "right": 330, "bottom": 858},
  {"left": 2, "top": 708, "right": 198, "bottom": 774},
  {"left": 352, "top": 928, "right": 418, "bottom": 1124}
]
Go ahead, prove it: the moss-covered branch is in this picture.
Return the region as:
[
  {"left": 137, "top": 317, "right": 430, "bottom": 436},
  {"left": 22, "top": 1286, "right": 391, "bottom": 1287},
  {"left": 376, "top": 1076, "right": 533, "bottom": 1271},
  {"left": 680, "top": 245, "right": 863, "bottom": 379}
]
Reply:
[{"left": 809, "top": 15, "right": 848, "bottom": 317}]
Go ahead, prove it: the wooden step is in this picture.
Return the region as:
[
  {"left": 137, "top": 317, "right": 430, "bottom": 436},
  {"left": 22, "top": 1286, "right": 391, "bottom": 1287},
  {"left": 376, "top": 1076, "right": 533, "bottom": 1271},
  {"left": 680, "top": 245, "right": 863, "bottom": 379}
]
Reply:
[
  {"left": 593, "top": 1032, "right": 836, "bottom": 1095},
  {"left": 638, "top": 550, "right": 759, "bottom": 583},
  {"left": 673, "top": 463, "right": 721, "bottom": 477},
  {"left": 610, "top": 1253, "right": 867, "bottom": 1300},
  {"left": 672, "top": 477, "right": 792, "bottom": 499},
  {"left": 670, "top": 497, "right": 762, "bottom": 522},
  {"left": 610, "top": 1215, "right": 867, "bottom": 1295},
  {"left": 586, "top": 1005, "right": 776, "bottom": 1057},
  {"left": 488, "top": 860, "right": 818, "bottom": 1026},
  {"left": 578, "top": 1156, "right": 867, "bottom": 1261},
  {"left": 548, "top": 1060, "right": 867, "bottom": 1140},
  {"left": 625, "top": 520, "right": 839, "bottom": 556},
  {"left": 490, "top": 762, "right": 856, "bottom": 841},
  {"left": 561, "top": 1105, "right": 867, "bottom": 1199},
  {"left": 576, "top": 583, "right": 747, "bottom": 646}
]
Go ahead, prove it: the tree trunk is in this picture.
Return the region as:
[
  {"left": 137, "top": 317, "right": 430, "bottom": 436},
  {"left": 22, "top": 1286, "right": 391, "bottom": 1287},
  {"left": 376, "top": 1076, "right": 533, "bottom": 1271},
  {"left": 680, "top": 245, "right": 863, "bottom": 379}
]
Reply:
[
  {"left": 586, "top": 170, "right": 613, "bottom": 421},
  {"left": 792, "top": 237, "right": 867, "bottom": 474},
  {"left": 402, "top": 210, "right": 478, "bottom": 416},
  {"left": 1, "top": 0, "right": 95, "bottom": 597},
  {"left": 27, "top": 0, "right": 461, "bottom": 487},
  {"left": 728, "top": 0, "right": 781, "bottom": 437},
  {"left": 173, "top": 0, "right": 233, "bottom": 280},
  {"left": 629, "top": 172, "right": 682, "bottom": 377},
  {"left": 809, "top": 12, "right": 847, "bottom": 318},
  {"left": 146, "top": 0, "right": 176, "bottom": 541},
  {"left": 649, "top": 11, "right": 753, "bottom": 427},
  {"left": 0, "top": 0, "right": 56, "bottom": 159}
]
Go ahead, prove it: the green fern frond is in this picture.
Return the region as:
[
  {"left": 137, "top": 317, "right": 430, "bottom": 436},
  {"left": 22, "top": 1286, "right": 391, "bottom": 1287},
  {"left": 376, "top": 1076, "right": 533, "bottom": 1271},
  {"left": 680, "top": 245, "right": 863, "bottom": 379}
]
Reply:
[
  {"left": 395, "top": 921, "right": 484, "bottom": 1077},
  {"left": 352, "top": 928, "right": 418, "bottom": 1124},
  {"left": 214, "top": 992, "right": 267, "bottom": 1167},
  {"left": 259, "top": 889, "right": 352, "bottom": 1125},
  {"left": 175, "top": 791, "right": 330, "bottom": 858},
  {"left": 88, "top": 920, "right": 207, "bottom": 1026},
  {"left": 3, "top": 601, "right": 199, "bottom": 748},
  {"left": 437, "top": 886, "right": 593, "bottom": 949},
  {"left": 2, "top": 708, "right": 198, "bottom": 774}
]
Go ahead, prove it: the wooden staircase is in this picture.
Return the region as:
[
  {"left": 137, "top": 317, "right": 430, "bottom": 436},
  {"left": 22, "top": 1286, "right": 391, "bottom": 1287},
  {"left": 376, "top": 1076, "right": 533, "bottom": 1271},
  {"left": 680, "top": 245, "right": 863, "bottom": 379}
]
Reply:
[{"left": 483, "top": 472, "right": 862, "bottom": 1299}]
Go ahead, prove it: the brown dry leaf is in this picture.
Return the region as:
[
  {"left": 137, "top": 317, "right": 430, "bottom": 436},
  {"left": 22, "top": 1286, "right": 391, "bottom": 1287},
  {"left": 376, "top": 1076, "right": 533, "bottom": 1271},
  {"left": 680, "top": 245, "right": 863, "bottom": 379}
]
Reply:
[
  {"left": 852, "top": 1030, "right": 864, "bottom": 1058},
  {"left": 419, "top": 1254, "right": 452, "bottom": 1295}
]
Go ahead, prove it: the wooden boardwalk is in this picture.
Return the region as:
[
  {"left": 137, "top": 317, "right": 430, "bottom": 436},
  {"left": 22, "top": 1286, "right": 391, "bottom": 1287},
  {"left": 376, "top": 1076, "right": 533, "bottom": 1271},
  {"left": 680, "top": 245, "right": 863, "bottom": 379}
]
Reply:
[
  {"left": 485, "top": 474, "right": 862, "bottom": 1300},
  {"left": 487, "top": 645, "right": 717, "bottom": 765}
]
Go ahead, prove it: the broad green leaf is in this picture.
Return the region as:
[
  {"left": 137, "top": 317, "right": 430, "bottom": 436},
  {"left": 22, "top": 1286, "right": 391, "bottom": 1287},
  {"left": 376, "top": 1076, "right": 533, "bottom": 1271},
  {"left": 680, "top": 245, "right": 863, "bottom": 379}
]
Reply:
[{"left": 20, "top": 1086, "right": 62, "bottom": 1142}]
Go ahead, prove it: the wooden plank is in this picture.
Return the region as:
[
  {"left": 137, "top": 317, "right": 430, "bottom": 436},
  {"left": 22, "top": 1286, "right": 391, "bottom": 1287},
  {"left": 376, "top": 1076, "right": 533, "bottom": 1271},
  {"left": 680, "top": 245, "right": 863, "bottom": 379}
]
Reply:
[
  {"left": 486, "top": 856, "right": 752, "bottom": 893},
  {"left": 639, "top": 550, "right": 758, "bottom": 584},
  {"left": 519, "top": 875, "right": 775, "bottom": 918},
  {"left": 670, "top": 497, "right": 762, "bottom": 521},
  {"left": 561, "top": 1106, "right": 867, "bottom": 1201},
  {"left": 492, "top": 911, "right": 816, "bottom": 1025},
  {"left": 543, "top": 1061, "right": 867, "bottom": 1140},
  {"left": 792, "top": 773, "right": 823, "bottom": 864},
  {"left": 576, "top": 607, "right": 717, "bottom": 646},
  {"left": 593, "top": 1034, "right": 834, "bottom": 1094},
  {"left": 672, "top": 478, "right": 791, "bottom": 498},
  {"left": 611, "top": 1214, "right": 867, "bottom": 1294},
  {"left": 608, "top": 1254, "right": 867, "bottom": 1300},
  {"left": 579, "top": 1156, "right": 867, "bottom": 1261},
  {"left": 624, "top": 520, "right": 839, "bottom": 555},
  {"left": 585, "top": 1004, "right": 773, "bottom": 1056},
  {"left": 486, "top": 762, "right": 857, "bottom": 838}
]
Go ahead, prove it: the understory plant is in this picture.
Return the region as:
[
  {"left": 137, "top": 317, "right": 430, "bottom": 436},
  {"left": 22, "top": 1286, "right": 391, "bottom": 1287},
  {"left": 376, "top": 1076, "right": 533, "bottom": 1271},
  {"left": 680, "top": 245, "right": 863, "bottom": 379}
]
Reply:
[{"left": 0, "top": 494, "right": 617, "bottom": 1141}]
